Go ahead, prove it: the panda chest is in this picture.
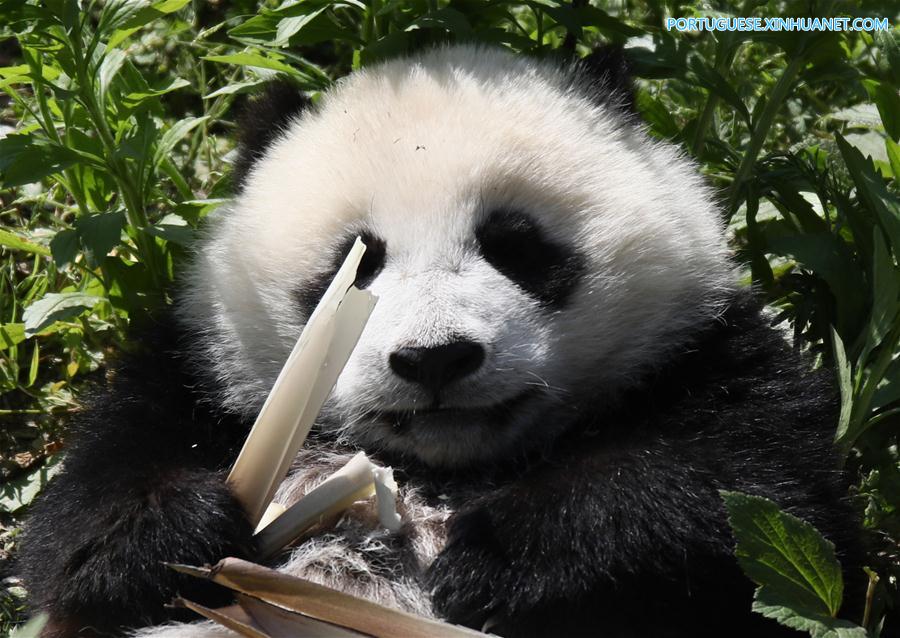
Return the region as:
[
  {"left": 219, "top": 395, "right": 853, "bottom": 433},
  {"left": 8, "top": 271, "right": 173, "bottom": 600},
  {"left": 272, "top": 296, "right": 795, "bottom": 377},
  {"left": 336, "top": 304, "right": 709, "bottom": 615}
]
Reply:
[{"left": 268, "top": 449, "right": 454, "bottom": 618}]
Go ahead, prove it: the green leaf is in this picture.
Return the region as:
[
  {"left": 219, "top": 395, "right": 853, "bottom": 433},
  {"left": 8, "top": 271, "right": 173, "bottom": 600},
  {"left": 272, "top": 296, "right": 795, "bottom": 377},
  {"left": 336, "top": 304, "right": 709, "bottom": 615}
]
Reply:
[
  {"left": 0, "top": 455, "right": 64, "bottom": 513},
  {"left": 0, "top": 229, "right": 51, "bottom": 256},
  {"left": 765, "top": 231, "right": 866, "bottom": 339},
  {"left": 23, "top": 292, "right": 105, "bottom": 336},
  {"left": 49, "top": 228, "right": 79, "bottom": 267},
  {"left": 886, "top": 138, "right": 900, "bottom": 182},
  {"left": 721, "top": 491, "right": 864, "bottom": 637},
  {"left": 75, "top": 212, "right": 126, "bottom": 267},
  {"left": 753, "top": 589, "right": 868, "bottom": 638},
  {"left": 636, "top": 90, "right": 680, "bottom": 140},
  {"left": 153, "top": 116, "right": 209, "bottom": 173},
  {"left": 98, "top": 0, "right": 152, "bottom": 33},
  {"left": 688, "top": 56, "right": 751, "bottom": 127},
  {"left": 862, "top": 79, "right": 900, "bottom": 142},
  {"left": 27, "top": 340, "right": 39, "bottom": 386},
  {"left": 410, "top": 8, "right": 474, "bottom": 37},
  {"left": 0, "top": 323, "right": 26, "bottom": 350},
  {"left": 204, "top": 79, "right": 268, "bottom": 99},
  {"left": 861, "top": 229, "right": 900, "bottom": 363},
  {"left": 122, "top": 77, "right": 190, "bottom": 109},
  {"left": 203, "top": 52, "right": 297, "bottom": 75},
  {"left": 98, "top": 48, "right": 127, "bottom": 103},
  {"left": 837, "top": 134, "right": 900, "bottom": 255},
  {"left": 873, "top": 359, "right": 900, "bottom": 411},
  {"left": 0, "top": 134, "right": 86, "bottom": 187},
  {"left": 153, "top": 0, "right": 190, "bottom": 12},
  {"left": 144, "top": 213, "right": 194, "bottom": 246},
  {"left": 831, "top": 327, "right": 853, "bottom": 445},
  {"left": 274, "top": 8, "right": 327, "bottom": 46}
]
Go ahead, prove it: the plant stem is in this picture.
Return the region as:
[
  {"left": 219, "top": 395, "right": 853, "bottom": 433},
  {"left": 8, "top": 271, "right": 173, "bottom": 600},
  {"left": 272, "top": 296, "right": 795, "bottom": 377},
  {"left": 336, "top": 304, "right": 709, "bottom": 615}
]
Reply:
[
  {"left": 68, "top": 27, "right": 162, "bottom": 285},
  {"left": 725, "top": 54, "right": 805, "bottom": 218},
  {"left": 691, "top": 44, "right": 738, "bottom": 157}
]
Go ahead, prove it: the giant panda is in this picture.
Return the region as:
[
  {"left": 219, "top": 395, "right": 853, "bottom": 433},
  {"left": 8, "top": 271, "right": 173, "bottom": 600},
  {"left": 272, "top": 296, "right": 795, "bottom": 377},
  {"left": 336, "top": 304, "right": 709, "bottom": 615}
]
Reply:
[{"left": 19, "top": 44, "right": 862, "bottom": 638}]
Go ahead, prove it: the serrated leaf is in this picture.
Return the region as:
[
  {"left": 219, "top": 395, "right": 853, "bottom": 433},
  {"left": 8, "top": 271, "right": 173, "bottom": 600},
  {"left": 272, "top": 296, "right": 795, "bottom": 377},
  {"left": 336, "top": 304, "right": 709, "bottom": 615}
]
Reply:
[
  {"left": 753, "top": 589, "right": 868, "bottom": 638},
  {"left": 74, "top": 212, "right": 126, "bottom": 267},
  {"left": 23, "top": 292, "right": 104, "bottom": 336},
  {"left": 0, "top": 229, "right": 51, "bottom": 256},
  {"left": 721, "top": 491, "right": 847, "bottom": 623}
]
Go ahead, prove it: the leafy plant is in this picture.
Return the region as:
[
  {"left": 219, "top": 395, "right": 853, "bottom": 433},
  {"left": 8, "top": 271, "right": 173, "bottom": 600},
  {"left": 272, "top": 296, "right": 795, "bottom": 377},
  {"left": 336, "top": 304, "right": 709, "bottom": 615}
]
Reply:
[
  {"left": 723, "top": 491, "right": 869, "bottom": 637},
  {"left": 0, "top": 0, "right": 898, "bottom": 633}
]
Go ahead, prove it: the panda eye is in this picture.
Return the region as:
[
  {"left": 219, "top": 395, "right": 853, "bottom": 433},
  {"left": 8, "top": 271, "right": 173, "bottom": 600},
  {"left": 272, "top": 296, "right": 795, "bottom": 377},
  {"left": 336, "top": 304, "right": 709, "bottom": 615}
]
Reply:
[
  {"left": 475, "top": 209, "right": 584, "bottom": 308},
  {"left": 294, "top": 231, "right": 386, "bottom": 316},
  {"left": 353, "top": 231, "right": 387, "bottom": 289}
]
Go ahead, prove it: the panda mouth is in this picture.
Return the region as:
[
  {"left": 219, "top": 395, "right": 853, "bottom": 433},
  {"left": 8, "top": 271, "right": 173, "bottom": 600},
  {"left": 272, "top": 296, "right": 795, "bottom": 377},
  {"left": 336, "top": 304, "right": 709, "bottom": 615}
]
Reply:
[{"left": 372, "top": 390, "right": 536, "bottom": 432}]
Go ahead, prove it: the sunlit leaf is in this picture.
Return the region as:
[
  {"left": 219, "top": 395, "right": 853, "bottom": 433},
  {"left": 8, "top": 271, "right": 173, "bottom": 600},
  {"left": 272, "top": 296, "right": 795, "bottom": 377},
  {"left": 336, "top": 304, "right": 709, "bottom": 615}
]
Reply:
[{"left": 23, "top": 292, "right": 105, "bottom": 336}]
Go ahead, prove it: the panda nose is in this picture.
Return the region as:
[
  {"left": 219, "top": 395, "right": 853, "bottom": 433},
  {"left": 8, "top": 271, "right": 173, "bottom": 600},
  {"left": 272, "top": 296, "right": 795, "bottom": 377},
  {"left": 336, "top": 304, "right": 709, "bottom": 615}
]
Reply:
[{"left": 389, "top": 341, "right": 485, "bottom": 392}]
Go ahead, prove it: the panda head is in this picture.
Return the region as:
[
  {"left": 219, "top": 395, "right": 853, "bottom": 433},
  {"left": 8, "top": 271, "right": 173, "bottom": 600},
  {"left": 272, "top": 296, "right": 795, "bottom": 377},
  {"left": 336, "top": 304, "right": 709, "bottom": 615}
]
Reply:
[{"left": 181, "top": 45, "right": 736, "bottom": 468}]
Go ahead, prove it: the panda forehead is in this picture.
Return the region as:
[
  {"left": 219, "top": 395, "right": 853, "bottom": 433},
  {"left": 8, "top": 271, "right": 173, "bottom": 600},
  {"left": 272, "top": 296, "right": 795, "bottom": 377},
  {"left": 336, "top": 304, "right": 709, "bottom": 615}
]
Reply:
[{"left": 228, "top": 46, "right": 726, "bottom": 286}]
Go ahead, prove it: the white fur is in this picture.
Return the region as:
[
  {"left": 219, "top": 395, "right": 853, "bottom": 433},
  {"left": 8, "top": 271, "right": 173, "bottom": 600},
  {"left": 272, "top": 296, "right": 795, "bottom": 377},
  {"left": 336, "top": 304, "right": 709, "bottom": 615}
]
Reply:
[
  {"left": 182, "top": 44, "right": 735, "bottom": 467},
  {"left": 160, "top": 44, "right": 738, "bottom": 637}
]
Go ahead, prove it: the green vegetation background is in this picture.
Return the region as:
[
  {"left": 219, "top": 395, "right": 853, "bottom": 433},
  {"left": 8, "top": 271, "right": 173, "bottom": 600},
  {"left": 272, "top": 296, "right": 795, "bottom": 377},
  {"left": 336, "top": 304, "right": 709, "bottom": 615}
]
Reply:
[{"left": 0, "top": 0, "right": 898, "bottom": 634}]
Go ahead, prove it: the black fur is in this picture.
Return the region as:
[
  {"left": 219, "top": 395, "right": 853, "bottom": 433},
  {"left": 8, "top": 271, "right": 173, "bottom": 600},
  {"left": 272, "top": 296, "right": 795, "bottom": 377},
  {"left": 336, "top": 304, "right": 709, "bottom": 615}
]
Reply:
[
  {"left": 19, "top": 293, "right": 865, "bottom": 637},
  {"left": 17, "top": 319, "right": 256, "bottom": 637},
  {"left": 294, "top": 230, "right": 387, "bottom": 316},
  {"left": 475, "top": 209, "right": 585, "bottom": 308},
  {"left": 231, "top": 80, "right": 311, "bottom": 192},
  {"left": 577, "top": 45, "right": 638, "bottom": 120},
  {"left": 425, "top": 292, "right": 864, "bottom": 637}
]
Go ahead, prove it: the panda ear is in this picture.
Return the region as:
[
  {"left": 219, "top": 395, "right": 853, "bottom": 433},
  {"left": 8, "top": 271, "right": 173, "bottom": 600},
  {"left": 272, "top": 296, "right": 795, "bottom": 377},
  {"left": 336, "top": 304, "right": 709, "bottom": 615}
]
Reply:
[
  {"left": 232, "top": 80, "right": 311, "bottom": 192},
  {"left": 576, "top": 45, "right": 637, "bottom": 119}
]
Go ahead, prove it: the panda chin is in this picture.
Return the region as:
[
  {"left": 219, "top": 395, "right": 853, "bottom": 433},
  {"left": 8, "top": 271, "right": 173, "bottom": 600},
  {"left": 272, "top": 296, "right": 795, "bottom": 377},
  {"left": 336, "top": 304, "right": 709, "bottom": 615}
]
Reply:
[{"left": 362, "top": 389, "right": 552, "bottom": 467}]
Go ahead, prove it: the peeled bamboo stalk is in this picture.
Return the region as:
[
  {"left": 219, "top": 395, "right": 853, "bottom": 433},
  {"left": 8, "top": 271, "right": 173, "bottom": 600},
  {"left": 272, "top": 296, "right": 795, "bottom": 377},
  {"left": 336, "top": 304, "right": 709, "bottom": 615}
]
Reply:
[
  {"left": 254, "top": 452, "right": 377, "bottom": 559},
  {"left": 227, "top": 238, "right": 377, "bottom": 525}
]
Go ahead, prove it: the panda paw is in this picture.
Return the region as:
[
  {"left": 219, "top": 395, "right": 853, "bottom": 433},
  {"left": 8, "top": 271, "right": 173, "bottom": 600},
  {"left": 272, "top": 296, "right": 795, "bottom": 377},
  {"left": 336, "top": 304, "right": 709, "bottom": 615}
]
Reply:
[
  {"left": 21, "top": 467, "right": 257, "bottom": 632},
  {"left": 426, "top": 506, "right": 520, "bottom": 629}
]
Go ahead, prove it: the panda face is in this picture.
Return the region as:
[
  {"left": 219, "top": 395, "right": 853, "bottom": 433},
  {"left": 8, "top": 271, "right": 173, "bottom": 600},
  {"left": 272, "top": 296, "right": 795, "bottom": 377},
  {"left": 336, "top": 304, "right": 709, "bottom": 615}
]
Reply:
[{"left": 182, "top": 46, "right": 736, "bottom": 467}]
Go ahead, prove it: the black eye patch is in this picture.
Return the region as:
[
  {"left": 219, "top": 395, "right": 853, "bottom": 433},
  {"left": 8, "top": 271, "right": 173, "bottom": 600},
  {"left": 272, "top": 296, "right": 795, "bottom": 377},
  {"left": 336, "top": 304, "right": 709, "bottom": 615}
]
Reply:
[
  {"left": 295, "top": 231, "right": 386, "bottom": 316},
  {"left": 475, "top": 210, "right": 584, "bottom": 308}
]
